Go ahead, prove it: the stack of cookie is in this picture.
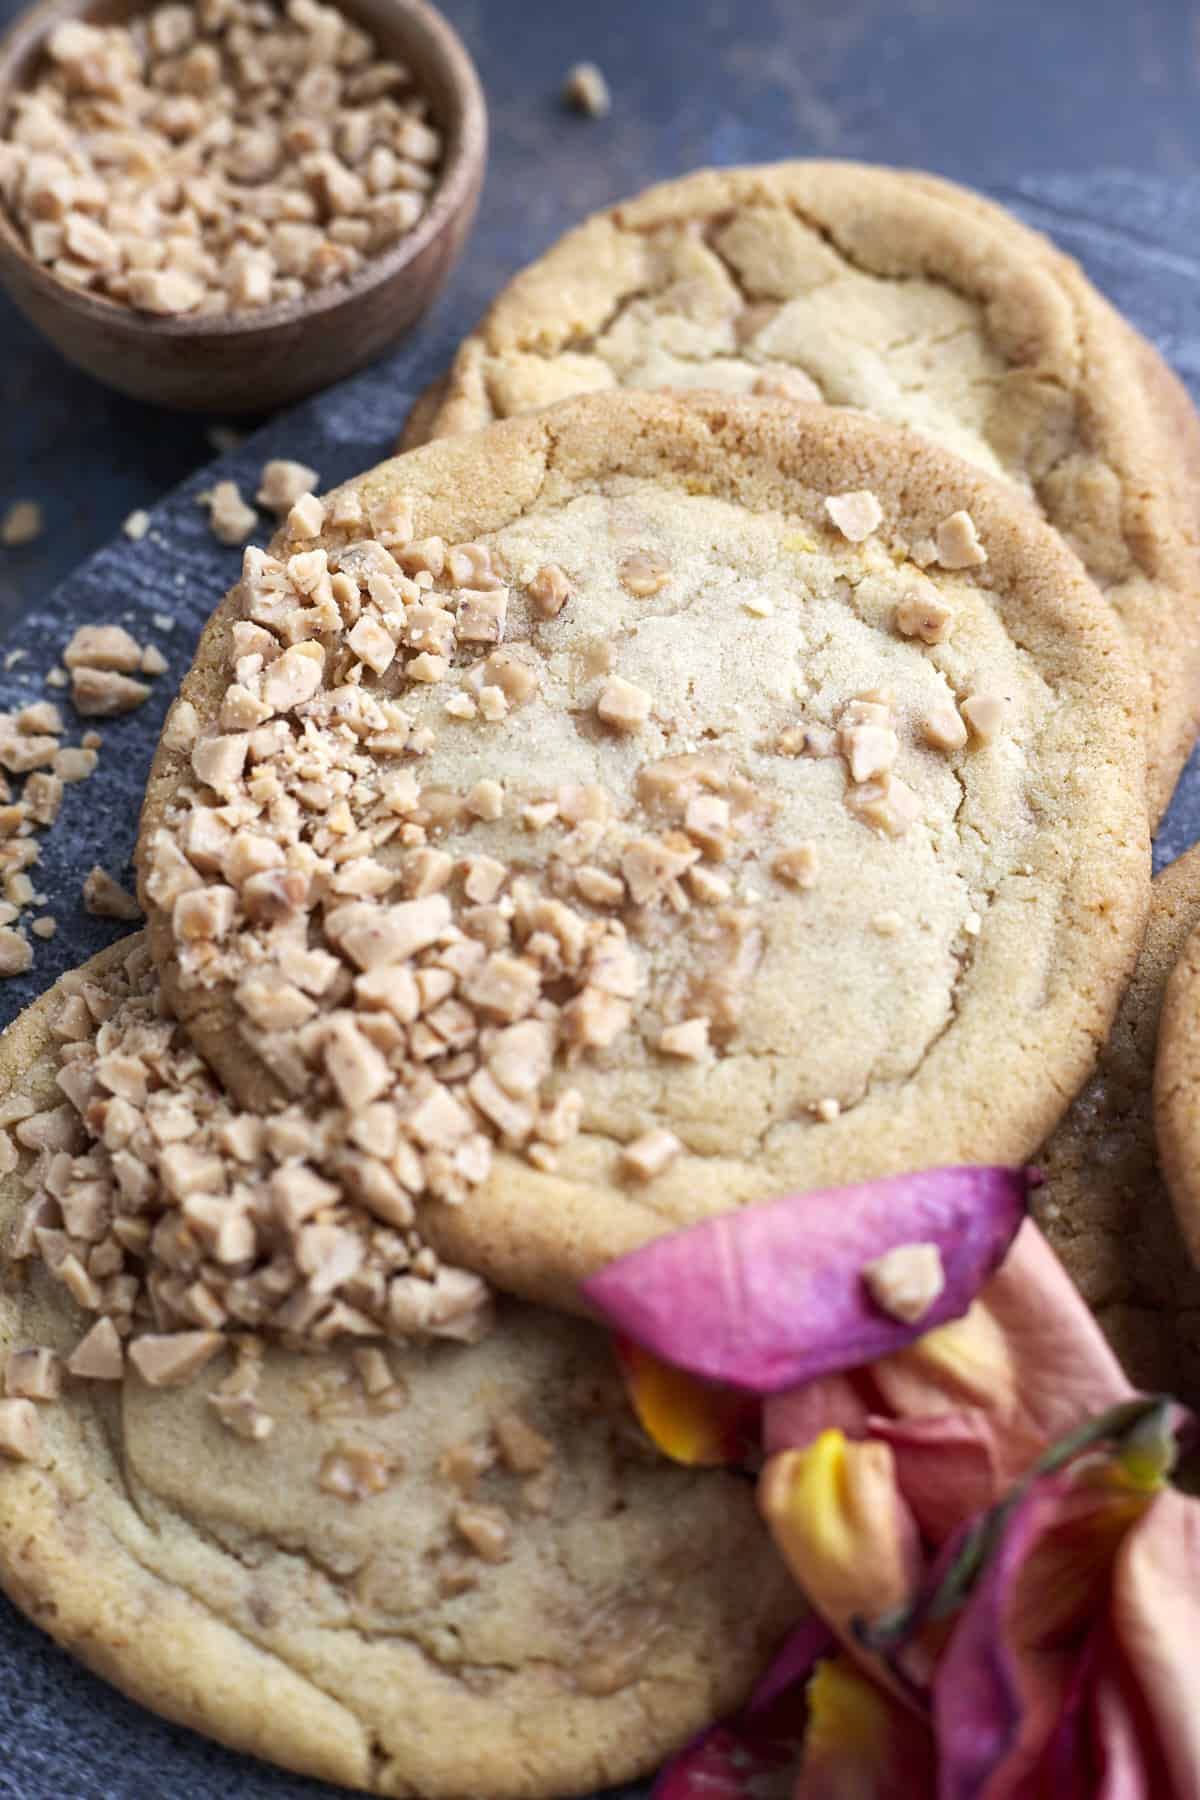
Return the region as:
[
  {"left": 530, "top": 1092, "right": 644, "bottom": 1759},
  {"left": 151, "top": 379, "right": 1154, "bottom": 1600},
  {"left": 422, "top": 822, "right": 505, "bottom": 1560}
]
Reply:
[{"left": 0, "top": 161, "right": 1197, "bottom": 1797}]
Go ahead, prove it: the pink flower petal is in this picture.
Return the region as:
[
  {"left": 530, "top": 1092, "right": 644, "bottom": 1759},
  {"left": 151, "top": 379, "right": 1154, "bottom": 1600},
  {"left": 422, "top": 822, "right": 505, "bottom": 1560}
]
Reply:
[
  {"left": 652, "top": 1616, "right": 837, "bottom": 1800},
  {"left": 1110, "top": 1488, "right": 1200, "bottom": 1795},
  {"left": 584, "top": 1168, "right": 1030, "bottom": 1393},
  {"left": 764, "top": 1372, "right": 876, "bottom": 1456},
  {"left": 932, "top": 1472, "right": 1096, "bottom": 1800},
  {"left": 869, "top": 1411, "right": 1000, "bottom": 1547}
]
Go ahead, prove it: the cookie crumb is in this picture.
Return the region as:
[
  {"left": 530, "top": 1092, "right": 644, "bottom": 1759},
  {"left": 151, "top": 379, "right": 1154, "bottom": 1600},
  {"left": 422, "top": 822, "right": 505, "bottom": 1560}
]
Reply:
[
  {"left": 206, "top": 426, "right": 243, "bottom": 456},
  {"left": 862, "top": 1241, "right": 945, "bottom": 1323},
  {"left": 814, "top": 1097, "right": 841, "bottom": 1123},
  {"left": 871, "top": 910, "right": 903, "bottom": 936},
  {"left": 122, "top": 509, "right": 151, "bottom": 542},
  {"left": 562, "top": 61, "right": 610, "bottom": 117},
  {"left": 1, "top": 501, "right": 43, "bottom": 548},
  {"left": 741, "top": 592, "right": 775, "bottom": 617},
  {"left": 30, "top": 917, "right": 56, "bottom": 940}
]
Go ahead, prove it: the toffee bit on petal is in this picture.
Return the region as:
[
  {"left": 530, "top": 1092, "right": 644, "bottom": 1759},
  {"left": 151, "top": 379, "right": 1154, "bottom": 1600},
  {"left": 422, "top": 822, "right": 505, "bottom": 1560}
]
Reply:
[{"left": 861, "top": 1241, "right": 946, "bottom": 1324}]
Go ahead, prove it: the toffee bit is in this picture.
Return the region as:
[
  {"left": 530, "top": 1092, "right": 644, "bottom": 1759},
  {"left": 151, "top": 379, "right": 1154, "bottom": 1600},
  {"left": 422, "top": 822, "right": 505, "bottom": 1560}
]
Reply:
[
  {"left": 0, "top": 1398, "right": 43, "bottom": 1462},
  {"left": 622, "top": 1127, "right": 683, "bottom": 1182},
  {"left": 824, "top": 490, "right": 882, "bottom": 543},
  {"left": 934, "top": 509, "right": 987, "bottom": 569},
  {"left": 862, "top": 1241, "right": 945, "bottom": 1323},
  {"left": 0, "top": 929, "right": 32, "bottom": 976},
  {"left": 208, "top": 481, "right": 258, "bottom": 548},
  {"left": 319, "top": 1443, "right": 394, "bottom": 1501},
  {"left": 1, "top": 501, "right": 43, "bottom": 548},
  {"left": 83, "top": 866, "right": 141, "bottom": 920},
  {"left": 562, "top": 61, "right": 611, "bottom": 118}
]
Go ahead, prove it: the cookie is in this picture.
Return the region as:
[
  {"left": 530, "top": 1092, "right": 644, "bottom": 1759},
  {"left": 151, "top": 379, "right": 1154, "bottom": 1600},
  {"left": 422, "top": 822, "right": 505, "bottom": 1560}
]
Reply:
[
  {"left": 399, "top": 374, "right": 451, "bottom": 453},
  {"left": 412, "top": 161, "right": 1200, "bottom": 817},
  {"left": 137, "top": 391, "right": 1149, "bottom": 1311},
  {"left": 1036, "top": 847, "right": 1200, "bottom": 1399},
  {"left": 0, "top": 941, "right": 798, "bottom": 1800},
  {"left": 1153, "top": 899, "right": 1200, "bottom": 1270}
]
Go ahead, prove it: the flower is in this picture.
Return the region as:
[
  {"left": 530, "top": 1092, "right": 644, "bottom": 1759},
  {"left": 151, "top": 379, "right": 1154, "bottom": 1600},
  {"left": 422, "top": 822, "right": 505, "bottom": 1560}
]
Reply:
[{"left": 585, "top": 1168, "right": 1200, "bottom": 1797}]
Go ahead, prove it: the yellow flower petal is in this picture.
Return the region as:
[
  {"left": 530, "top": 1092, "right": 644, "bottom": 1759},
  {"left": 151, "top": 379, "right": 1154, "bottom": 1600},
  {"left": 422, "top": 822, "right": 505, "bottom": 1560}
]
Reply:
[
  {"left": 760, "top": 1431, "right": 919, "bottom": 1646},
  {"left": 796, "top": 1655, "right": 935, "bottom": 1798},
  {"left": 616, "top": 1339, "right": 755, "bottom": 1466}
]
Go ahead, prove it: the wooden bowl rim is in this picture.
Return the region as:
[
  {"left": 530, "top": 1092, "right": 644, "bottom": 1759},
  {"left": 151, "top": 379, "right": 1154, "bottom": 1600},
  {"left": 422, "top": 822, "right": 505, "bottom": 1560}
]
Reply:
[{"left": 0, "top": 0, "right": 487, "bottom": 344}]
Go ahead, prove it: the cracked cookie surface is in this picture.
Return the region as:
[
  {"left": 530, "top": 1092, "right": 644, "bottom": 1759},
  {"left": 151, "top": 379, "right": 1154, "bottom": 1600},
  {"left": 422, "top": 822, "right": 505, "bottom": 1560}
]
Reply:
[
  {"left": 414, "top": 161, "right": 1200, "bottom": 818},
  {"left": 1038, "top": 847, "right": 1200, "bottom": 1401},
  {"left": 0, "top": 939, "right": 798, "bottom": 1799},
  {"left": 135, "top": 393, "right": 1148, "bottom": 1308}
]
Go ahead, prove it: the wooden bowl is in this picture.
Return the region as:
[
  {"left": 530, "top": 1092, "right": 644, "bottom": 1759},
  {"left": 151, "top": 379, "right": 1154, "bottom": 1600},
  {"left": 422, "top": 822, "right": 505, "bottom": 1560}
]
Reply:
[{"left": 0, "top": 0, "right": 487, "bottom": 413}]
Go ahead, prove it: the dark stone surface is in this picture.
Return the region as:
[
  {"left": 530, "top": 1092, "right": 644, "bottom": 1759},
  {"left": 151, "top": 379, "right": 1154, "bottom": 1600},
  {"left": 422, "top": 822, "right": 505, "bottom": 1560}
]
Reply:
[{"left": 0, "top": 1, "right": 1199, "bottom": 1795}]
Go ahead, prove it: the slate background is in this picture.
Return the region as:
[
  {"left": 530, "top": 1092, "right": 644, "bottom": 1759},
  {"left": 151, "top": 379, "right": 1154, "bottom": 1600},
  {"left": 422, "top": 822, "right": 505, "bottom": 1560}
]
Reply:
[{"left": 1, "top": 0, "right": 1200, "bottom": 1794}]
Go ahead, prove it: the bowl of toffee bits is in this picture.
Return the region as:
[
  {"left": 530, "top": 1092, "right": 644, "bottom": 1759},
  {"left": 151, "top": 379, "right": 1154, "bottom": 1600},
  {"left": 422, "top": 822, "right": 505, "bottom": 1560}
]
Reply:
[{"left": 0, "top": 0, "right": 486, "bottom": 410}]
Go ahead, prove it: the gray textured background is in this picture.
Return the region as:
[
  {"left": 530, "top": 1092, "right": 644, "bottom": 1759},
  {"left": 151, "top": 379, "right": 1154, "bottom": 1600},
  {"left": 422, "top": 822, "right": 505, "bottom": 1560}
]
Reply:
[{"left": 2, "top": 0, "right": 1200, "bottom": 1794}]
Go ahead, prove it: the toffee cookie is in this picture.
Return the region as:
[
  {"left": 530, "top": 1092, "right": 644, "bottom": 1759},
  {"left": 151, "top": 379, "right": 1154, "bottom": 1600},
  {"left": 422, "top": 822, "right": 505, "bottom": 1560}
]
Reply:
[
  {"left": 412, "top": 161, "right": 1200, "bottom": 816},
  {"left": 1036, "top": 846, "right": 1200, "bottom": 1400},
  {"left": 138, "top": 392, "right": 1149, "bottom": 1310},
  {"left": 1153, "top": 893, "right": 1200, "bottom": 1269},
  {"left": 0, "top": 941, "right": 798, "bottom": 1799}
]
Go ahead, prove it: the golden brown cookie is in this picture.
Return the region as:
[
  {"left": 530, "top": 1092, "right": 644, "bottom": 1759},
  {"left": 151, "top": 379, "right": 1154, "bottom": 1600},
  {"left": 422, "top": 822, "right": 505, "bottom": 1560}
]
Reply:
[
  {"left": 0, "top": 940, "right": 798, "bottom": 1800},
  {"left": 1153, "top": 906, "right": 1200, "bottom": 1271},
  {"left": 135, "top": 391, "right": 1149, "bottom": 1311},
  {"left": 411, "top": 161, "right": 1200, "bottom": 817},
  {"left": 399, "top": 374, "right": 451, "bottom": 452},
  {"left": 1036, "top": 846, "right": 1200, "bottom": 1400}
]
